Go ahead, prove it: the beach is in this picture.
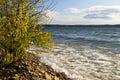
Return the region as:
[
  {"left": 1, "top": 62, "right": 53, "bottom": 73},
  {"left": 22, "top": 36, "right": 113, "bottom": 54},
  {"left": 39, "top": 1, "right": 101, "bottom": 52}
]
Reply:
[
  {"left": 1, "top": 0, "right": 120, "bottom": 80},
  {"left": 0, "top": 54, "right": 72, "bottom": 80},
  {"left": 1, "top": 26, "right": 120, "bottom": 80}
]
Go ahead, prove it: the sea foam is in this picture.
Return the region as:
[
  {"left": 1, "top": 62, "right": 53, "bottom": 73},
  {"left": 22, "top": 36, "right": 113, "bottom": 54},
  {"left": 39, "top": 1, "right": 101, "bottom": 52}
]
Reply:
[
  {"left": 28, "top": 44, "right": 120, "bottom": 80},
  {"left": 40, "top": 44, "right": 120, "bottom": 80}
]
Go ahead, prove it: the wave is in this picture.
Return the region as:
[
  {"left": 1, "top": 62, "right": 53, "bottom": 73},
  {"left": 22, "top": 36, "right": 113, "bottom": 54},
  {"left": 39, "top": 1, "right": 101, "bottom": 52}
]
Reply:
[
  {"left": 41, "top": 44, "right": 120, "bottom": 80},
  {"left": 53, "top": 34, "right": 120, "bottom": 44}
]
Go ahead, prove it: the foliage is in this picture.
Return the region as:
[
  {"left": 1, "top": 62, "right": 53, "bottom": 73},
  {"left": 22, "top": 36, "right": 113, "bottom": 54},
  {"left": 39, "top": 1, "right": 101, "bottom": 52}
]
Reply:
[{"left": 0, "top": 0, "right": 54, "bottom": 66}]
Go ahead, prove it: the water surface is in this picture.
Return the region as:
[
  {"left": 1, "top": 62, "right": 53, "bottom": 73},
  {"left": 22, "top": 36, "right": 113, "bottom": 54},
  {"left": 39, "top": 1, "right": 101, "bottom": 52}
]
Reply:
[{"left": 40, "top": 26, "right": 120, "bottom": 80}]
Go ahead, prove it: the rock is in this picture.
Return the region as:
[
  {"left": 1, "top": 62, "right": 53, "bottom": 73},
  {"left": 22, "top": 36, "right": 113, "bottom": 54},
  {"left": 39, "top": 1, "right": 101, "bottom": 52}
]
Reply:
[
  {"left": 30, "top": 72, "right": 38, "bottom": 77},
  {"left": 41, "top": 69, "right": 45, "bottom": 74},
  {"left": 45, "top": 73, "right": 52, "bottom": 80},
  {"left": 15, "top": 74, "right": 19, "bottom": 78},
  {"left": 54, "top": 76, "right": 59, "bottom": 80},
  {"left": 9, "top": 74, "right": 19, "bottom": 80},
  {"left": 0, "top": 56, "right": 72, "bottom": 80}
]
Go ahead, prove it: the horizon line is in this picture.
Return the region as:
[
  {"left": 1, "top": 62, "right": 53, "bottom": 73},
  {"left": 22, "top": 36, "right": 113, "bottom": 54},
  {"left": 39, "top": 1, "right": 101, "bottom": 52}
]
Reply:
[{"left": 42, "top": 24, "right": 120, "bottom": 26}]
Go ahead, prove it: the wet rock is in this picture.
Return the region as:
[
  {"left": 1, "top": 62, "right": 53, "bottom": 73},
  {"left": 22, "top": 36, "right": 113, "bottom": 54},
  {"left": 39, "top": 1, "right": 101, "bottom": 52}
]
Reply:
[{"left": 0, "top": 56, "right": 72, "bottom": 80}]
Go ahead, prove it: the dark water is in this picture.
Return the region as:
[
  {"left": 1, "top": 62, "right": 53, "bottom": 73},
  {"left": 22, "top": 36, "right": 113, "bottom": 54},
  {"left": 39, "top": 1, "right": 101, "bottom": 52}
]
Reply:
[{"left": 44, "top": 26, "right": 120, "bottom": 54}]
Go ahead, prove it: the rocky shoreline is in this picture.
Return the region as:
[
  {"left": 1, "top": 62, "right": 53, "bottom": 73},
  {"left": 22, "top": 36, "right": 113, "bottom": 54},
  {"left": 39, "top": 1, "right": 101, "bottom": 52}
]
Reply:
[{"left": 0, "top": 56, "right": 72, "bottom": 80}]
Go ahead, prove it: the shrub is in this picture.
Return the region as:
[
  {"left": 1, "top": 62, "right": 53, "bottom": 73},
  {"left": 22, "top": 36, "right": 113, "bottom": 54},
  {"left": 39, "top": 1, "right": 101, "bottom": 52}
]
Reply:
[{"left": 0, "top": 0, "right": 54, "bottom": 66}]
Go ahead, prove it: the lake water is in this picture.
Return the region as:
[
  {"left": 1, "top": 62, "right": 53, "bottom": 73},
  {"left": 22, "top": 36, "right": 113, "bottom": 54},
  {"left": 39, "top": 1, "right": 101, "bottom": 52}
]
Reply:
[{"left": 41, "top": 26, "right": 120, "bottom": 80}]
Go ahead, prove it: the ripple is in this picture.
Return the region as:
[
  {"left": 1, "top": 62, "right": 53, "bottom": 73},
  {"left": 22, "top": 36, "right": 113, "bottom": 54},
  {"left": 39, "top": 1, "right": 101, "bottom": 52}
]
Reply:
[{"left": 40, "top": 44, "right": 120, "bottom": 80}]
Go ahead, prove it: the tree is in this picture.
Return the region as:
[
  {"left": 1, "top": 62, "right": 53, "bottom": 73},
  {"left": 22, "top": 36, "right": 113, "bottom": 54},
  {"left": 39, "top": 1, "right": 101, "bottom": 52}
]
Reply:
[{"left": 0, "top": 0, "right": 54, "bottom": 66}]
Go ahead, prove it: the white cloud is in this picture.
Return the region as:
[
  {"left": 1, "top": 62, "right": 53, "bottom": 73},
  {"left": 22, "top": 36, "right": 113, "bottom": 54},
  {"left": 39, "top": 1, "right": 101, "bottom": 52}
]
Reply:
[
  {"left": 64, "top": 8, "right": 81, "bottom": 13},
  {"left": 47, "top": 6, "right": 120, "bottom": 24},
  {"left": 83, "top": 6, "right": 120, "bottom": 19}
]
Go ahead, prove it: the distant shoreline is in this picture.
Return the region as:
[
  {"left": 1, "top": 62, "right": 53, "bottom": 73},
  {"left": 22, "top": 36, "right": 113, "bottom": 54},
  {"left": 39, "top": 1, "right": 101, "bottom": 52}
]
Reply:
[{"left": 42, "top": 24, "right": 120, "bottom": 27}]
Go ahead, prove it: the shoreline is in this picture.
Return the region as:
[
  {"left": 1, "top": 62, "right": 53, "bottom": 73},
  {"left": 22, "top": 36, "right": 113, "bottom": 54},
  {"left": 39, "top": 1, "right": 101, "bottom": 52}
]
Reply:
[
  {"left": 1, "top": 43, "right": 120, "bottom": 80},
  {"left": 40, "top": 44, "right": 120, "bottom": 80},
  {"left": 0, "top": 55, "right": 72, "bottom": 80}
]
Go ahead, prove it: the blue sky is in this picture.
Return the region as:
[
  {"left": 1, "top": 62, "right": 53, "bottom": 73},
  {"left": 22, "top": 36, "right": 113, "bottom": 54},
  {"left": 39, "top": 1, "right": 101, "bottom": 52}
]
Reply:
[{"left": 47, "top": 0, "right": 120, "bottom": 25}]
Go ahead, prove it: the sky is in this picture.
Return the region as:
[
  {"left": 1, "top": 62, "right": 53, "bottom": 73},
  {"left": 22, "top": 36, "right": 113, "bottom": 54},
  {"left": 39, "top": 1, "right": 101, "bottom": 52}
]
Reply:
[{"left": 47, "top": 0, "right": 120, "bottom": 25}]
